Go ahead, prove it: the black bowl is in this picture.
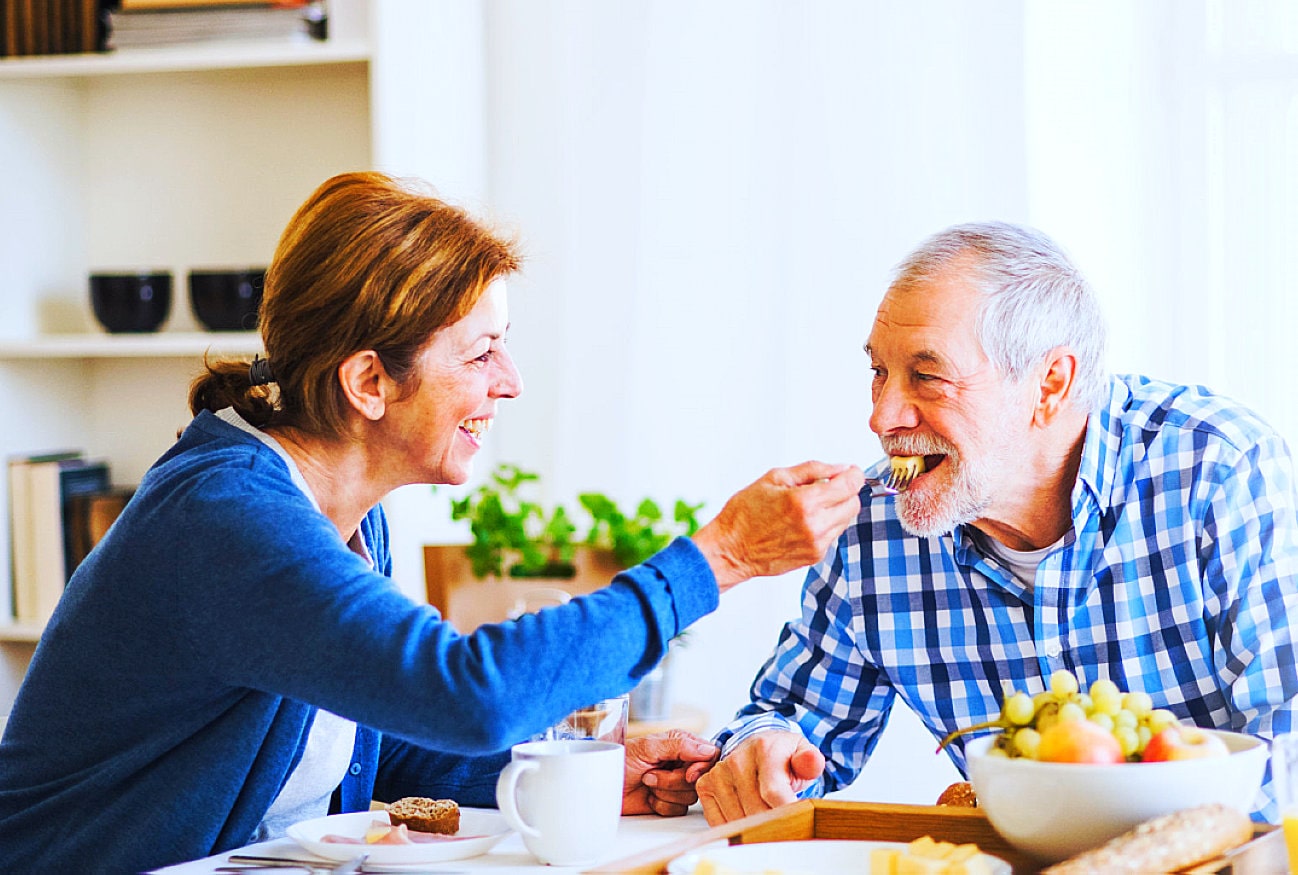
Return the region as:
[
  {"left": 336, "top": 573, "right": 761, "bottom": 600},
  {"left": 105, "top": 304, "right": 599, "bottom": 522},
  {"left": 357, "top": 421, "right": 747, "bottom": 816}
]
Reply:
[
  {"left": 188, "top": 268, "right": 266, "bottom": 332},
  {"left": 89, "top": 272, "right": 173, "bottom": 333}
]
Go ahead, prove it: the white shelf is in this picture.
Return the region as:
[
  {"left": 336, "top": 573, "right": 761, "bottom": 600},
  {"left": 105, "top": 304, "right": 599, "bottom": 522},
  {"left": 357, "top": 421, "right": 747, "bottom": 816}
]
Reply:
[
  {"left": 0, "top": 332, "right": 263, "bottom": 359},
  {"left": 0, "top": 37, "right": 369, "bottom": 79}
]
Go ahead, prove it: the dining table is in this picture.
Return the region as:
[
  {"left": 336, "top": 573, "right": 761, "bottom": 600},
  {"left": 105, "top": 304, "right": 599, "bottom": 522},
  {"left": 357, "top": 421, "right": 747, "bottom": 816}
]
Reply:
[{"left": 150, "top": 808, "right": 719, "bottom": 875}]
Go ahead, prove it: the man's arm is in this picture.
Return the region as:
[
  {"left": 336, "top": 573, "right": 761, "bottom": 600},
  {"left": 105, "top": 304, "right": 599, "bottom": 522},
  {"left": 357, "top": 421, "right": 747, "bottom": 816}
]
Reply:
[
  {"left": 1201, "top": 432, "right": 1298, "bottom": 817},
  {"left": 696, "top": 534, "right": 897, "bottom": 824}
]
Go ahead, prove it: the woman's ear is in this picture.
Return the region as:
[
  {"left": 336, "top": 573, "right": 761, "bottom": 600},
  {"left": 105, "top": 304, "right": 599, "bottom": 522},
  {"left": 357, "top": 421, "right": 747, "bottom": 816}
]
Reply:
[
  {"left": 337, "top": 350, "right": 392, "bottom": 421},
  {"left": 1035, "top": 347, "right": 1078, "bottom": 426}
]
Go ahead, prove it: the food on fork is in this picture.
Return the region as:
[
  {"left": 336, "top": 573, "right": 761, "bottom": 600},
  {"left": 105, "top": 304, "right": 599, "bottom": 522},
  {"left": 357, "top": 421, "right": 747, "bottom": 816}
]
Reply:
[
  {"left": 871, "top": 836, "right": 993, "bottom": 874},
  {"left": 385, "top": 796, "right": 460, "bottom": 835},
  {"left": 1041, "top": 803, "right": 1253, "bottom": 874},
  {"left": 890, "top": 455, "right": 927, "bottom": 481}
]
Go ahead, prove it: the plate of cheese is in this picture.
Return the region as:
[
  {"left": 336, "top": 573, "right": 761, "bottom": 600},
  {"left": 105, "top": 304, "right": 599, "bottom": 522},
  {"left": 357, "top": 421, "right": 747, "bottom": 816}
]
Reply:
[{"left": 667, "top": 837, "right": 1011, "bottom": 875}]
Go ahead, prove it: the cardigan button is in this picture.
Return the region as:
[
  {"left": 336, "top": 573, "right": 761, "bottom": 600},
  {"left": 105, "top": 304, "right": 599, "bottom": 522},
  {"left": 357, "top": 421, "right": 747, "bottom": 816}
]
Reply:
[{"left": 349, "top": 763, "right": 362, "bottom": 776}]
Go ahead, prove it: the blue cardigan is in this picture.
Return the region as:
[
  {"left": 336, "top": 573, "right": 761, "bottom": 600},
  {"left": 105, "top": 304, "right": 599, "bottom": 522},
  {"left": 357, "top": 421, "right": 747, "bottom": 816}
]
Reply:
[{"left": 0, "top": 411, "right": 718, "bottom": 873}]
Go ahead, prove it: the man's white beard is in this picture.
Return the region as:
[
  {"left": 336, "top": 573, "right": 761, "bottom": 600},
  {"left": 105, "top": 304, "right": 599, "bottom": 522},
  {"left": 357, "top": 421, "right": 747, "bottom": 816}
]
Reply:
[{"left": 891, "top": 437, "right": 996, "bottom": 538}]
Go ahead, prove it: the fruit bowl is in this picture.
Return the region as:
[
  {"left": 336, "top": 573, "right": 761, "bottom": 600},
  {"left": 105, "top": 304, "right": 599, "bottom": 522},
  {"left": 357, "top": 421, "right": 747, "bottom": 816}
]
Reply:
[{"left": 966, "top": 729, "right": 1266, "bottom": 863}]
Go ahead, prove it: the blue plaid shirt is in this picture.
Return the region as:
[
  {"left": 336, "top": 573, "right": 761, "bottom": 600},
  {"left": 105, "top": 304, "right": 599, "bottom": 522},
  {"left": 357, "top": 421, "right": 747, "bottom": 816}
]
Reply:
[{"left": 716, "top": 374, "right": 1298, "bottom": 818}]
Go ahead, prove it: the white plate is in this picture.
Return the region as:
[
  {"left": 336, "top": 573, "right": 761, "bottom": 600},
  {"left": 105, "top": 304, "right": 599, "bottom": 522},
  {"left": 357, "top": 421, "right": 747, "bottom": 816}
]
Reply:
[
  {"left": 667, "top": 839, "right": 1011, "bottom": 875},
  {"left": 287, "top": 808, "right": 511, "bottom": 865}
]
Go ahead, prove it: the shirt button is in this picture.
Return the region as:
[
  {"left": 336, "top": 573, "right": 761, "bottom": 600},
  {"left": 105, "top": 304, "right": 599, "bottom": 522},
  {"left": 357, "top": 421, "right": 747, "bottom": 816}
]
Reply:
[
  {"left": 349, "top": 763, "right": 362, "bottom": 776},
  {"left": 1044, "top": 641, "right": 1062, "bottom": 659}
]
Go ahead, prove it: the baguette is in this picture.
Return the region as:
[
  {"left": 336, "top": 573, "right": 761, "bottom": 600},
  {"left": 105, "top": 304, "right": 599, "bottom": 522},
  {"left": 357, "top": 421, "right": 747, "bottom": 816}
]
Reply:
[{"left": 1042, "top": 803, "right": 1253, "bottom": 874}]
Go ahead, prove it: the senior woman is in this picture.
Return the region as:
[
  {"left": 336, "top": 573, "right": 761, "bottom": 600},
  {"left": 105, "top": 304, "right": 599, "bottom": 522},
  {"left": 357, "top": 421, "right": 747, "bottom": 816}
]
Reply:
[{"left": 0, "top": 172, "right": 863, "bottom": 872}]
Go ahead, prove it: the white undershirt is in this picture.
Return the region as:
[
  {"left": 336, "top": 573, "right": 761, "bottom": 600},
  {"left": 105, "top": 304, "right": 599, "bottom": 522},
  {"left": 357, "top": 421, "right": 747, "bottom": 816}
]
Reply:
[
  {"left": 975, "top": 529, "right": 1066, "bottom": 593},
  {"left": 217, "top": 408, "right": 363, "bottom": 841}
]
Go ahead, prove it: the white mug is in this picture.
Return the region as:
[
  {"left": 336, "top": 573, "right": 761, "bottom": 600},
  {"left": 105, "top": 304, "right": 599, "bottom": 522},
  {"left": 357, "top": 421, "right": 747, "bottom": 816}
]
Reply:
[{"left": 495, "top": 739, "right": 624, "bottom": 866}]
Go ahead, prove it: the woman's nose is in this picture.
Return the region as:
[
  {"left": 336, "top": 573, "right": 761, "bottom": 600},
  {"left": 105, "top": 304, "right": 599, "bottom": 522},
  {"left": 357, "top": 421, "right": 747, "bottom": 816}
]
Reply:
[{"left": 494, "top": 347, "right": 524, "bottom": 399}]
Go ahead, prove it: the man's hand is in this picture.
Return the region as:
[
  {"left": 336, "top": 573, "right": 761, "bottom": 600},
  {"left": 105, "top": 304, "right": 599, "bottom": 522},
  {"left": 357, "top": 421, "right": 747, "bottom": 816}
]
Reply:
[
  {"left": 622, "top": 730, "right": 720, "bottom": 816},
  {"left": 695, "top": 731, "right": 825, "bottom": 825},
  {"left": 693, "top": 462, "right": 864, "bottom": 592}
]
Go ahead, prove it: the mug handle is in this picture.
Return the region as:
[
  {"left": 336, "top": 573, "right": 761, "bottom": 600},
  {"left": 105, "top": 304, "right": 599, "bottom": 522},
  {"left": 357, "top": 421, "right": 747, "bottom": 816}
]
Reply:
[{"left": 495, "top": 759, "right": 542, "bottom": 839}]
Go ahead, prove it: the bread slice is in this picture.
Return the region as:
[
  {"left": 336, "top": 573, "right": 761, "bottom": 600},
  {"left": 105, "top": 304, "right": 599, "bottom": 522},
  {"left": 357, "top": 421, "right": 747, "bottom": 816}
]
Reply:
[
  {"left": 1042, "top": 803, "right": 1253, "bottom": 874},
  {"left": 385, "top": 796, "right": 460, "bottom": 835}
]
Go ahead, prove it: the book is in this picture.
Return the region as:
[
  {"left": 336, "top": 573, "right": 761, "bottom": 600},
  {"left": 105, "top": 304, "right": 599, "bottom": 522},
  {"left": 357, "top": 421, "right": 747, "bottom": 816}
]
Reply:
[
  {"left": 65, "top": 486, "right": 133, "bottom": 573},
  {"left": 9, "top": 451, "right": 78, "bottom": 624},
  {"left": 8, "top": 453, "right": 109, "bottom": 625}
]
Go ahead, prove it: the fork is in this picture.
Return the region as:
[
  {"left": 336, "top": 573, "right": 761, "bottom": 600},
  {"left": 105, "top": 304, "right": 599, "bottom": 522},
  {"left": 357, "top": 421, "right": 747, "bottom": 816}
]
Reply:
[{"left": 864, "top": 466, "right": 919, "bottom": 498}]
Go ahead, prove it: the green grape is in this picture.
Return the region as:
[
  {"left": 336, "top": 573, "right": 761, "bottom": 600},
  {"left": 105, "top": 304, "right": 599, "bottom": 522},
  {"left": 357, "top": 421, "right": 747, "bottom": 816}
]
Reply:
[
  {"left": 1114, "top": 725, "right": 1140, "bottom": 758},
  {"left": 1049, "top": 669, "right": 1079, "bottom": 697},
  {"left": 1089, "top": 679, "right": 1122, "bottom": 715},
  {"left": 1088, "top": 712, "right": 1115, "bottom": 732},
  {"left": 1122, "top": 691, "right": 1153, "bottom": 718},
  {"left": 1136, "top": 724, "right": 1152, "bottom": 752},
  {"left": 1146, "top": 709, "right": 1178, "bottom": 733},
  {"left": 1036, "top": 709, "right": 1060, "bottom": 734},
  {"left": 1013, "top": 727, "right": 1041, "bottom": 759},
  {"left": 1113, "top": 709, "right": 1138, "bottom": 730},
  {"left": 1004, "top": 692, "right": 1035, "bottom": 726},
  {"left": 1058, "top": 701, "right": 1087, "bottom": 723}
]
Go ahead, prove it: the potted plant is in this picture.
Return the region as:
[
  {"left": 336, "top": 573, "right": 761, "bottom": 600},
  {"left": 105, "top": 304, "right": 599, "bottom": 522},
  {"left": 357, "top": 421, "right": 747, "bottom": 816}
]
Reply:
[{"left": 426, "top": 463, "right": 703, "bottom": 720}]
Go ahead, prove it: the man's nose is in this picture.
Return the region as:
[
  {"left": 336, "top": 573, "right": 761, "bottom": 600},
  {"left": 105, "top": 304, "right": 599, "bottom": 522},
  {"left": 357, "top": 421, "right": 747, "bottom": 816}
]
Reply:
[{"left": 869, "top": 378, "right": 919, "bottom": 435}]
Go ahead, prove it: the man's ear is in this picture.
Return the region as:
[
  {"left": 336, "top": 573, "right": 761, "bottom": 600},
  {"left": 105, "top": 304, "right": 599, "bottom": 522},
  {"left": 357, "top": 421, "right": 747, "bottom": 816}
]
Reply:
[
  {"left": 337, "top": 350, "right": 392, "bottom": 422},
  {"left": 1036, "top": 347, "right": 1078, "bottom": 426}
]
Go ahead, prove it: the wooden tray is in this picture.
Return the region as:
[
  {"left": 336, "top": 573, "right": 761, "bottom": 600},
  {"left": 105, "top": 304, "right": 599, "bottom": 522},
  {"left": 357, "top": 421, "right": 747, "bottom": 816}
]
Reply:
[{"left": 588, "top": 800, "right": 1284, "bottom": 875}]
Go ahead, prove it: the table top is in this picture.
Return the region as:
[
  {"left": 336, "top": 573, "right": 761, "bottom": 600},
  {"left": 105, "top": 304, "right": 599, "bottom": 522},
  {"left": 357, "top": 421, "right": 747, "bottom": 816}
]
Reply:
[{"left": 151, "top": 809, "right": 718, "bottom": 874}]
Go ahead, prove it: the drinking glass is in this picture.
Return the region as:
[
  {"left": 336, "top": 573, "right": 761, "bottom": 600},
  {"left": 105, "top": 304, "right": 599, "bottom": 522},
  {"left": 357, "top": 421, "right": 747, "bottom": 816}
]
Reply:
[
  {"left": 534, "top": 694, "right": 629, "bottom": 745},
  {"left": 1272, "top": 732, "right": 1298, "bottom": 874}
]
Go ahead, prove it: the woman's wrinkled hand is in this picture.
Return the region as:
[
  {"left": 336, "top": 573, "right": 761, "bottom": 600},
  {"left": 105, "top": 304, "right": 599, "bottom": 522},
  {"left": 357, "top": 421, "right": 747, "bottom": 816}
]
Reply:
[
  {"left": 693, "top": 462, "right": 864, "bottom": 592},
  {"left": 621, "top": 730, "right": 721, "bottom": 816}
]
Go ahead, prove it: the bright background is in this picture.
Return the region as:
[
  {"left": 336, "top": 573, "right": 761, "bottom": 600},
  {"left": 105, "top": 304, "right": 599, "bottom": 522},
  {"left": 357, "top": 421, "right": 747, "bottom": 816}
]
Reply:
[{"left": 373, "top": 0, "right": 1298, "bottom": 804}]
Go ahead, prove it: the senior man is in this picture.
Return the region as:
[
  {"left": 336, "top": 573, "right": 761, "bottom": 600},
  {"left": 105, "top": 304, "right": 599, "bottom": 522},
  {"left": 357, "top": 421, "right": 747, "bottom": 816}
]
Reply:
[{"left": 691, "top": 221, "right": 1298, "bottom": 823}]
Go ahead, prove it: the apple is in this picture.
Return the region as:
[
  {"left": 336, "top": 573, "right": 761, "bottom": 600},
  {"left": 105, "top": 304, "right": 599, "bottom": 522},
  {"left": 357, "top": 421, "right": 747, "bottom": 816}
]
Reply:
[
  {"left": 1036, "top": 719, "right": 1124, "bottom": 764},
  {"left": 1141, "top": 725, "right": 1230, "bottom": 762}
]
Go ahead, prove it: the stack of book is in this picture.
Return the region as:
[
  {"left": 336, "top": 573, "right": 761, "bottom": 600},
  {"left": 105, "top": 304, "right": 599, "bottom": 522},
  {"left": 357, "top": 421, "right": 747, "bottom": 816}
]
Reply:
[
  {"left": 105, "top": 0, "right": 320, "bottom": 50},
  {"left": 7, "top": 451, "right": 132, "bottom": 626},
  {"left": 0, "top": 0, "right": 104, "bottom": 58}
]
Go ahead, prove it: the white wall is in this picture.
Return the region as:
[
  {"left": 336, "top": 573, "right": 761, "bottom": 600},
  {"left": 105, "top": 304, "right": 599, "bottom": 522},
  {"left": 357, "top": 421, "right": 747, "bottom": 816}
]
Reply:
[{"left": 379, "top": 0, "right": 1298, "bottom": 805}]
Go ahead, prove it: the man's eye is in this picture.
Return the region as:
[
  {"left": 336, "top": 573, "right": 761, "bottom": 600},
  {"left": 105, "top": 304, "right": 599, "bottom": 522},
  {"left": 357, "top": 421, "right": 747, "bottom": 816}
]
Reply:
[{"left": 914, "top": 372, "right": 939, "bottom": 382}]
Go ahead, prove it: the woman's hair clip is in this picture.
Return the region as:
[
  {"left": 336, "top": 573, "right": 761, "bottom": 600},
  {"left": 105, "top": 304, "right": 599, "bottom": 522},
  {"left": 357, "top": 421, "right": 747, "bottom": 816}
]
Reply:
[{"left": 249, "top": 355, "right": 276, "bottom": 387}]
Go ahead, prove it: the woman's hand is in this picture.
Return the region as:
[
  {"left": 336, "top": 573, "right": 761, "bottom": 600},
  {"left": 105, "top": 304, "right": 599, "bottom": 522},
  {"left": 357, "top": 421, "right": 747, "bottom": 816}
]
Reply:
[
  {"left": 692, "top": 462, "right": 864, "bottom": 592},
  {"left": 621, "top": 730, "right": 720, "bottom": 816}
]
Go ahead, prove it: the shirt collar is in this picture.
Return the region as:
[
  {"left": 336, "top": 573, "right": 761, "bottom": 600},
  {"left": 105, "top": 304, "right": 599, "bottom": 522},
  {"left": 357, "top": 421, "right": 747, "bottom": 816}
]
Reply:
[
  {"left": 213, "top": 408, "right": 374, "bottom": 567},
  {"left": 1073, "top": 375, "right": 1128, "bottom": 515}
]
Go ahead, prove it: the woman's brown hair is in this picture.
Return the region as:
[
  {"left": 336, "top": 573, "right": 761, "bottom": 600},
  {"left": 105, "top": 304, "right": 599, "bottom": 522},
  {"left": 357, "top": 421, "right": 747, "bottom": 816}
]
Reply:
[{"left": 189, "top": 172, "right": 521, "bottom": 435}]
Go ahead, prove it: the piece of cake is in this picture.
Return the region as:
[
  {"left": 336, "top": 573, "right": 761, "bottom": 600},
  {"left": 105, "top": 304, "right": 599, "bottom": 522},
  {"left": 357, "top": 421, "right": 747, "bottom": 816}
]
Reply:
[{"left": 385, "top": 796, "right": 460, "bottom": 835}]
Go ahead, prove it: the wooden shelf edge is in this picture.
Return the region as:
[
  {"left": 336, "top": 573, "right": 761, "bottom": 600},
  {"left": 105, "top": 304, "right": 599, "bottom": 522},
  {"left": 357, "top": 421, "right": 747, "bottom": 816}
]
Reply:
[
  {"left": 0, "top": 332, "right": 264, "bottom": 359},
  {"left": 0, "top": 623, "right": 43, "bottom": 643},
  {"left": 0, "top": 37, "right": 369, "bottom": 79}
]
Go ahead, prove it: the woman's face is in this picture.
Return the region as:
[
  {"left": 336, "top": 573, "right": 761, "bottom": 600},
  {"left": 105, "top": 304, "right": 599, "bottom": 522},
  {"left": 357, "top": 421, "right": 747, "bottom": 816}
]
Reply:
[{"left": 387, "top": 278, "right": 522, "bottom": 486}]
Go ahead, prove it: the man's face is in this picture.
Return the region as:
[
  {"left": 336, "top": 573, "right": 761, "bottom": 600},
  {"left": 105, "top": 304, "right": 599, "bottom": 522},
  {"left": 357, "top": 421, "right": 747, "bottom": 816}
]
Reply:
[{"left": 864, "top": 267, "right": 1037, "bottom": 537}]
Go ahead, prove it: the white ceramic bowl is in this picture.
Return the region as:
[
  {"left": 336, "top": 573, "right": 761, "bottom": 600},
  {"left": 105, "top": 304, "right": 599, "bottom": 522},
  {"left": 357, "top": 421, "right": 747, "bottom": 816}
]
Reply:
[{"left": 966, "top": 729, "right": 1267, "bottom": 863}]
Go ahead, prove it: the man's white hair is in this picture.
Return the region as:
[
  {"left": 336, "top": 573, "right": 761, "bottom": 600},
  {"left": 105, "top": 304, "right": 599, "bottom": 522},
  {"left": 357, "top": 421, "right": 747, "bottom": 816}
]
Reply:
[{"left": 892, "top": 221, "right": 1110, "bottom": 413}]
